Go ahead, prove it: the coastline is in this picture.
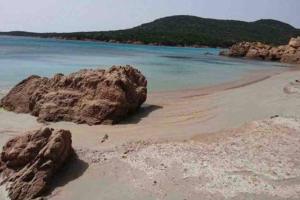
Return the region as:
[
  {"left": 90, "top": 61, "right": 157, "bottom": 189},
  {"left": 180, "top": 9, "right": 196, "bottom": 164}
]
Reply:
[
  {"left": 0, "top": 66, "right": 297, "bottom": 147},
  {"left": 150, "top": 67, "right": 289, "bottom": 97},
  {"left": 0, "top": 35, "right": 226, "bottom": 49},
  {"left": 1, "top": 66, "right": 300, "bottom": 199},
  {"left": 50, "top": 68, "right": 300, "bottom": 199}
]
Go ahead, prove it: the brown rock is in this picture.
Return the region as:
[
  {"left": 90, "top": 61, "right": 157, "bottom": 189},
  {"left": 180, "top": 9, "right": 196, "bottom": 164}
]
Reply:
[
  {"left": 220, "top": 36, "right": 300, "bottom": 64},
  {"left": 223, "top": 42, "right": 252, "bottom": 57},
  {"left": 0, "top": 128, "right": 73, "bottom": 200},
  {"left": 222, "top": 42, "right": 272, "bottom": 60},
  {"left": 245, "top": 45, "right": 270, "bottom": 60},
  {"left": 0, "top": 65, "right": 147, "bottom": 125},
  {"left": 289, "top": 37, "right": 300, "bottom": 48},
  {"left": 268, "top": 46, "right": 287, "bottom": 61},
  {"left": 281, "top": 49, "right": 300, "bottom": 64}
]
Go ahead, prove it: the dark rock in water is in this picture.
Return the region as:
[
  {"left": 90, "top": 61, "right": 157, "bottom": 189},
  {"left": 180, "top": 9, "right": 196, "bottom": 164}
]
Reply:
[
  {"left": 220, "top": 37, "right": 300, "bottom": 64},
  {"left": 0, "top": 128, "right": 73, "bottom": 200},
  {"left": 0, "top": 65, "right": 147, "bottom": 125},
  {"left": 204, "top": 52, "right": 213, "bottom": 55},
  {"left": 219, "top": 50, "right": 229, "bottom": 56}
]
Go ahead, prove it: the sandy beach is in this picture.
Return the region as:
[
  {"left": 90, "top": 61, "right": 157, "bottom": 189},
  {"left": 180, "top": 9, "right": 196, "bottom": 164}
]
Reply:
[{"left": 1, "top": 67, "right": 300, "bottom": 199}]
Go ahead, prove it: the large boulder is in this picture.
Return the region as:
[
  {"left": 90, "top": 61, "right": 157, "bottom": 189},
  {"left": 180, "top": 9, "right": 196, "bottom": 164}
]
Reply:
[
  {"left": 0, "top": 128, "right": 73, "bottom": 200},
  {"left": 281, "top": 49, "right": 300, "bottom": 64},
  {"left": 0, "top": 65, "right": 147, "bottom": 125},
  {"left": 245, "top": 43, "right": 271, "bottom": 60},
  {"left": 268, "top": 45, "right": 287, "bottom": 61},
  {"left": 220, "top": 42, "right": 272, "bottom": 59}
]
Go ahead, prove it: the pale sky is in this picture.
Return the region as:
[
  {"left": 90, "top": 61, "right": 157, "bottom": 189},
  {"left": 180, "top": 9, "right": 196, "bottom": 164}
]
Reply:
[{"left": 0, "top": 0, "right": 299, "bottom": 32}]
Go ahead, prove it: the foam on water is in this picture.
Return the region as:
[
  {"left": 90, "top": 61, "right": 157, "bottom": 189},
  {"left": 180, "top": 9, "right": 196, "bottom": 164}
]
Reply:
[{"left": 0, "top": 36, "right": 291, "bottom": 92}]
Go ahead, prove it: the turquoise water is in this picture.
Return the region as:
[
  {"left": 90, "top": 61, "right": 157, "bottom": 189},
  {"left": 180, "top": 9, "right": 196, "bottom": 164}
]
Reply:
[{"left": 0, "top": 36, "right": 289, "bottom": 93}]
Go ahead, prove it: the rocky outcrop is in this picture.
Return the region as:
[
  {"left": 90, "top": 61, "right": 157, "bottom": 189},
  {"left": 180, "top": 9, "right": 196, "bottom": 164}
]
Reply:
[
  {"left": 0, "top": 128, "right": 73, "bottom": 200},
  {"left": 220, "top": 42, "right": 252, "bottom": 57},
  {"left": 0, "top": 65, "right": 147, "bottom": 125},
  {"left": 289, "top": 37, "right": 300, "bottom": 48},
  {"left": 220, "top": 37, "right": 300, "bottom": 64}
]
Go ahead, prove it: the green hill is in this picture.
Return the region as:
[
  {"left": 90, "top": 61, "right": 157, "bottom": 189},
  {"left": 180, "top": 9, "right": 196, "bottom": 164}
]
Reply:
[{"left": 1, "top": 15, "right": 299, "bottom": 47}]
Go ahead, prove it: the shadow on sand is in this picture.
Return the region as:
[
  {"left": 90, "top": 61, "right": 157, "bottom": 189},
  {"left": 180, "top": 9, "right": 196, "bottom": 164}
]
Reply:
[
  {"left": 120, "top": 104, "right": 163, "bottom": 124},
  {"left": 46, "top": 153, "right": 89, "bottom": 197}
]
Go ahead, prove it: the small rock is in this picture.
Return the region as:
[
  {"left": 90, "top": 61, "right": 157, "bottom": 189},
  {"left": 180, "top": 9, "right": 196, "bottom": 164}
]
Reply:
[
  {"left": 270, "top": 115, "right": 279, "bottom": 119},
  {"left": 101, "top": 134, "right": 109, "bottom": 143},
  {"left": 124, "top": 149, "right": 134, "bottom": 155}
]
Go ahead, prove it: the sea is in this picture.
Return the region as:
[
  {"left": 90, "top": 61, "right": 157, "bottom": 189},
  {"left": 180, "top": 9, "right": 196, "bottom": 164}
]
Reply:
[{"left": 0, "top": 35, "right": 290, "bottom": 95}]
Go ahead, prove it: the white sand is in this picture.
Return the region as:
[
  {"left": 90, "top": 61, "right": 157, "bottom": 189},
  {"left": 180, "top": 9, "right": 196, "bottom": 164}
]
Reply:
[
  {"left": 0, "top": 68, "right": 300, "bottom": 199},
  {"left": 74, "top": 117, "right": 300, "bottom": 200},
  {"left": 0, "top": 177, "right": 9, "bottom": 200}
]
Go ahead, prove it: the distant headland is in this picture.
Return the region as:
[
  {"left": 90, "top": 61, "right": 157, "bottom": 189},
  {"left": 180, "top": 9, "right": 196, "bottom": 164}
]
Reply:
[{"left": 1, "top": 15, "right": 299, "bottom": 48}]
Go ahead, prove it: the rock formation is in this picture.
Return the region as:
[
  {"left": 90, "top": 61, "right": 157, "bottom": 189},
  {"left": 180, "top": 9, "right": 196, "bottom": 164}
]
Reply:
[
  {"left": 0, "top": 65, "right": 147, "bottom": 125},
  {"left": 220, "top": 37, "right": 300, "bottom": 64},
  {"left": 0, "top": 128, "right": 73, "bottom": 200}
]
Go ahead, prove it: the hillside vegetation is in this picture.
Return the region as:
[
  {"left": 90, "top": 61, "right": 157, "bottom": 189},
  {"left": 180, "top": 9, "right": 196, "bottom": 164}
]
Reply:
[{"left": 1, "top": 15, "right": 299, "bottom": 47}]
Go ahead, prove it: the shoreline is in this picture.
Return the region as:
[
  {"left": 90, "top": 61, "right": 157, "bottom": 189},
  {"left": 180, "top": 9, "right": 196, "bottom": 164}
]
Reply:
[
  {"left": 49, "top": 68, "right": 300, "bottom": 199},
  {"left": 148, "top": 66, "right": 291, "bottom": 99},
  {"left": 0, "top": 35, "right": 228, "bottom": 49},
  {"left": 0, "top": 63, "right": 291, "bottom": 100},
  {"left": 0, "top": 66, "right": 298, "bottom": 148},
  {"left": 1, "top": 66, "right": 300, "bottom": 199}
]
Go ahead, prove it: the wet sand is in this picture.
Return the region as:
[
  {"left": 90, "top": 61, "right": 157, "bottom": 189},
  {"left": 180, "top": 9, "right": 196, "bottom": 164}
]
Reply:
[{"left": 0, "top": 67, "right": 300, "bottom": 199}]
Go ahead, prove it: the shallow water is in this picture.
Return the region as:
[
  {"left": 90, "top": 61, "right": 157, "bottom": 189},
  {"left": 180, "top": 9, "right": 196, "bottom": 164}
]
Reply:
[{"left": 0, "top": 36, "right": 290, "bottom": 92}]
